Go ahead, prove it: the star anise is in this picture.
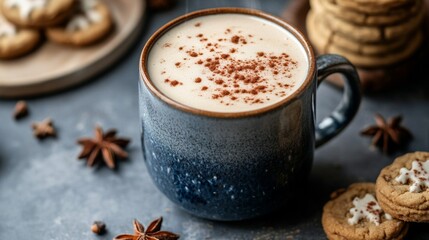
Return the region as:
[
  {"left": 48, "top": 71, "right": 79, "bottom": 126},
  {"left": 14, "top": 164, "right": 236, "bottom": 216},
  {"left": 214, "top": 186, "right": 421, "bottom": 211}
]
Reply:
[
  {"left": 32, "top": 118, "right": 56, "bottom": 139},
  {"left": 361, "top": 114, "right": 412, "bottom": 154},
  {"left": 114, "top": 217, "right": 179, "bottom": 240},
  {"left": 77, "top": 126, "right": 130, "bottom": 169}
]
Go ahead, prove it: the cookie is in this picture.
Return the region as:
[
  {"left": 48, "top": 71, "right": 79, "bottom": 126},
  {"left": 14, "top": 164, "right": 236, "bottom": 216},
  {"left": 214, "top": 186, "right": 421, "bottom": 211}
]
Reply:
[
  {"left": 335, "top": 0, "right": 415, "bottom": 14},
  {"left": 46, "top": 0, "right": 112, "bottom": 47},
  {"left": 307, "top": 11, "right": 423, "bottom": 68},
  {"left": 376, "top": 152, "right": 429, "bottom": 222},
  {"left": 0, "top": 13, "right": 40, "bottom": 59},
  {"left": 322, "top": 183, "right": 409, "bottom": 240},
  {"left": 307, "top": 11, "right": 414, "bottom": 56},
  {"left": 320, "top": 6, "right": 425, "bottom": 43},
  {"left": 311, "top": 0, "right": 422, "bottom": 26},
  {"left": 0, "top": 0, "right": 76, "bottom": 27}
]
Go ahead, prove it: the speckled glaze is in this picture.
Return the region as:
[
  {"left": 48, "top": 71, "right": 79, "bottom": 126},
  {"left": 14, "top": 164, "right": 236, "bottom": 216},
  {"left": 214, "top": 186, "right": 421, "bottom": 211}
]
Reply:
[{"left": 139, "top": 8, "right": 361, "bottom": 221}]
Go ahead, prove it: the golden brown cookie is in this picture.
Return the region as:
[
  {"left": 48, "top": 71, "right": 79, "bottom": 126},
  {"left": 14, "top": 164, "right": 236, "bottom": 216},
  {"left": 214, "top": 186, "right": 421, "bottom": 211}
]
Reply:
[
  {"left": 319, "top": 5, "right": 425, "bottom": 43},
  {"left": 335, "top": 0, "right": 415, "bottom": 14},
  {"left": 322, "top": 183, "right": 408, "bottom": 240},
  {"left": 376, "top": 152, "right": 429, "bottom": 222},
  {"left": 307, "top": 11, "right": 415, "bottom": 56},
  {"left": 311, "top": 0, "right": 422, "bottom": 26},
  {"left": 306, "top": 11, "right": 423, "bottom": 68},
  {"left": 45, "top": 0, "right": 112, "bottom": 47},
  {"left": 0, "top": 12, "right": 40, "bottom": 59},
  {"left": 0, "top": 0, "right": 76, "bottom": 27}
]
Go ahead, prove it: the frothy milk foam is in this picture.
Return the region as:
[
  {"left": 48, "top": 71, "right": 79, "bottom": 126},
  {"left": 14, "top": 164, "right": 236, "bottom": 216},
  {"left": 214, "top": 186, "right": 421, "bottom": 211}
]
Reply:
[{"left": 147, "top": 13, "right": 309, "bottom": 113}]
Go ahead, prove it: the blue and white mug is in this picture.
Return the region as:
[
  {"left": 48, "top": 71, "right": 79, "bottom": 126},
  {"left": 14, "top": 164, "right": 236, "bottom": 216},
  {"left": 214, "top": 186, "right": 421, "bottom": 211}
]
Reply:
[{"left": 139, "top": 8, "right": 361, "bottom": 221}]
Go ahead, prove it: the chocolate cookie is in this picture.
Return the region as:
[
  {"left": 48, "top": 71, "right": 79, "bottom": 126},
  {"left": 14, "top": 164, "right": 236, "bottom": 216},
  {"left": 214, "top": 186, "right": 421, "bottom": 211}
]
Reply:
[
  {"left": 311, "top": 0, "right": 422, "bottom": 26},
  {"left": 0, "top": 12, "right": 40, "bottom": 59},
  {"left": 0, "top": 0, "right": 76, "bottom": 27},
  {"left": 46, "top": 0, "right": 112, "bottom": 46},
  {"left": 376, "top": 152, "right": 429, "bottom": 222},
  {"left": 322, "top": 183, "right": 409, "bottom": 240}
]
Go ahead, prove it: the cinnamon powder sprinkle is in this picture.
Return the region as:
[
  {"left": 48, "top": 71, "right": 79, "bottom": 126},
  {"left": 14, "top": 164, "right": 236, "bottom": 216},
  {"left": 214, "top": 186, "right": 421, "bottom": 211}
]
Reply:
[
  {"left": 170, "top": 80, "right": 180, "bottom": 86},
  {"left": 165, "top": 79, "right": 182, "bottom": 87},
  {"left": 188, "top": 51, "right": 198, "bottom": 57},
  {"left": 160, "top": 28, "right": 298, "bottom": 106},
  {"left": 231, "top": 35, "right": 240, "bottom": 44}
]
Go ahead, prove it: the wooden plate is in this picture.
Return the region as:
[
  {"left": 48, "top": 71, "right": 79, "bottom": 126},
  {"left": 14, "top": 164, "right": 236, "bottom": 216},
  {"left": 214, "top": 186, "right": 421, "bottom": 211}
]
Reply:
[{"left": 0, "top": 0, "right": 146, "bottom": 98}]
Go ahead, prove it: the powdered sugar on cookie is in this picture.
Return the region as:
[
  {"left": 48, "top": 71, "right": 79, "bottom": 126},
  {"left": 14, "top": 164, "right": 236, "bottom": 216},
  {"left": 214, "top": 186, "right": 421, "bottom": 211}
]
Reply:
[
  {"left": 348, "top": 194, "right": 392, "bottom": 226},
  {"left": 4, "top": 0, "right": 46, "bottom": 19},
  {"left": 396, "top": 160, "right": 429, "bottom": 193},
  {"left": 66, "top": 0, "right": 102, "bottom": 32},
  {"left": 0, "top": 14, "right": 16, "bottom": 37}
]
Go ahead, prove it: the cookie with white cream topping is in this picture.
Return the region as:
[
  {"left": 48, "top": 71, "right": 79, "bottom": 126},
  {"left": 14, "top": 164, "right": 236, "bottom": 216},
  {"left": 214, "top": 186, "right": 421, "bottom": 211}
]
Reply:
[
  {"left": 0, "top": 12, "right": 40, "bottom": 59},
  {"left": 376, "top": 151, "right": 429, "bottom": 222},
  {"left": 322, "top": 182, "right": 408, "bottom": 240},
  {"left": 45, "top": 0, "right": 112, "bottom": 46},
  {"left": 0, "top": 0, "right": 76, "bottom": 27}
]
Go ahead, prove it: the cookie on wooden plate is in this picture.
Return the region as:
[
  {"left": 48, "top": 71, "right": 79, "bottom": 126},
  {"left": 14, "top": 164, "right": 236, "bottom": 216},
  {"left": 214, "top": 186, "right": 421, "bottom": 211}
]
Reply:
[
  {"left": 0, "top": 0, "right": 76, "bottom": 27},
  {"left": 322, "top": 183, "right": 409, "bottom": 240},
  {"left": 46, "top": 0, "right": 112, "bottom": 47},
  {"left": 0, "top": 13, "right": 40, "bottom": 59},
  {"left": 376, "top": 152, "right": 429, "bottom": 222}
]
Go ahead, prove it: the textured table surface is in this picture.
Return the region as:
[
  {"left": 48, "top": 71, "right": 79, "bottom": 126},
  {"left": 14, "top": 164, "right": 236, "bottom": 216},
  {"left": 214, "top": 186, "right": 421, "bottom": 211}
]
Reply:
[{"left": 0, "top": 0, "right": 428, "bottom": 239}]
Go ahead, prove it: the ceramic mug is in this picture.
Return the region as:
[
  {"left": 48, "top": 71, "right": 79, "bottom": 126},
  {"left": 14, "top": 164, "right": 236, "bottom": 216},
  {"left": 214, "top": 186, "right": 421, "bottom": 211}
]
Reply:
[{"left": 139, "top": 8, "right": 361, "bottom": 221}]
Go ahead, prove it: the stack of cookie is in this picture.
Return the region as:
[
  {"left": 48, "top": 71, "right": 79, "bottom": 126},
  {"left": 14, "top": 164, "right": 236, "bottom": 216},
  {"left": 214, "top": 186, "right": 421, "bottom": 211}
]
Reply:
[
  {"left": 306, "top": 0, "right": 426, "bottom": 91},
  {"left": 322, "top": 152, "right": 429, "bottom": 240},
  {"left": 0, "top": 0, "right": 113, "bottom": 59}
]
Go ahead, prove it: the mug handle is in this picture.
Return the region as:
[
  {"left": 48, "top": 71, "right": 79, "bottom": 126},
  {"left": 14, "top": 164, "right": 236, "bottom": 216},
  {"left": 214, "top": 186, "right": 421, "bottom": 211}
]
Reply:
[{"left": 315, "top": 54, "right": 361, "bottom": 148}]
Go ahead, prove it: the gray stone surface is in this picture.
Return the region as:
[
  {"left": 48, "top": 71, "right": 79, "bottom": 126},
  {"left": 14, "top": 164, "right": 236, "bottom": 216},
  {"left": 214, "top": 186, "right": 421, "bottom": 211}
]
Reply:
[{"left": 0, "top": 0, "right": 428, "bottom": 239}]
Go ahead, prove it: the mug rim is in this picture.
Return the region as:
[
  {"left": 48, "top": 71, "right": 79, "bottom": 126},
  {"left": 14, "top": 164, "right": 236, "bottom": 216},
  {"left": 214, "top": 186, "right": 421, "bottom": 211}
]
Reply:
[{"left": 139, "top": 7, "right": 316, "bottom": 118}]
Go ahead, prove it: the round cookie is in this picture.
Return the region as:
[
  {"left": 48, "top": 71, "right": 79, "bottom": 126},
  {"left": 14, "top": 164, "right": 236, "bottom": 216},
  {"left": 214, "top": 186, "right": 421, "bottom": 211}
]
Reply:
[
  {"left": 322, "top": 183, "right": 409, "bottom": 240},
  {"left": 307, "top": 11, "right": 414, "bottom": 56},
  {"left": 335, "top": 0, "right": 415, "bottom": 14},
  {"left": 0, "top": 0, "right": 76, "bottom": 28},
  {"left": 0, "top": 13, "right": 40, "bottom": 59},
  {"left": 46, "top": 0, "right": 112, "bottom": 47},
  {"left": 320, "top": 5, "right": 425, "bottom": 43},
  {"left": 376, "top": 152, "right": 429, "bottom": 222},
  {"left": 311, "top": 0, "right": 422, "bottom": 26},
  {"left": 306, "top": 11, "right": 423, "bottom": 68}
]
